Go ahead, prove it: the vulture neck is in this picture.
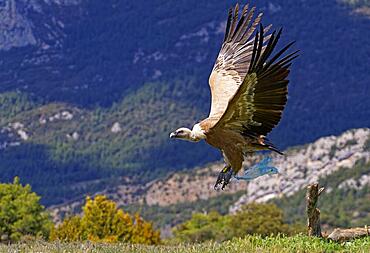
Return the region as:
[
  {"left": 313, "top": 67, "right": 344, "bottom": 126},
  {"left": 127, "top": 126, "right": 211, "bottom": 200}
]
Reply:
[{"left": 191, "top": 123, "right": 206, "bottom": 142}]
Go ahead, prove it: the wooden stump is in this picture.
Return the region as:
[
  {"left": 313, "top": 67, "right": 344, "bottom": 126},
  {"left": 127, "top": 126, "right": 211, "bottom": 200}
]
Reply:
[
  {"left": 305, "top": 183, "right": 370, "bottom": 242},
  {"left": 306, "top": 184, "right": 324, "bottom": 237}
]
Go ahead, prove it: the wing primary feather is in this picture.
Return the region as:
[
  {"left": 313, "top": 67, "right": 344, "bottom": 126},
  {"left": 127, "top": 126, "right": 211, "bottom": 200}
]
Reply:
[
  {"left": 241, "top": 11, "right": 262, "bottom": 44},
  {"left": 242, "top": 3, "right": 249, "bottom": 15},
  {"left": 260, "top": 28, "right": 283, "bottom": 66},
  {"left": 234, "top": 31, "right": 272, "bottom": 59},
  {"left": 248, "top": 30, "right": 259, "bottom": 73},
  {"left": 275, "top": 50, "right": 300, "bottom": 66},
  {"left": 233, "top": 4, "right": 253, "bottom": 42},
  {"left": 257, "top": 30, "right": 283, "bottom": 72},
  {"left": 227, "top": 4, "right": 239, "bottom": 42},
  {"left": 262, "top": 47, "right": 295, "bottom": 77},
  {"left": 263, "top": 41, "right": 295, "bottom": 70},
  {"left": 223, "top": 8, "right": 233, "bottom": 43},
  {"left": 232, "top": 14, "right": 246, "bottom": 42},
  {"left": 263, "top": 27, "right": 282, "bottom": 57},
  {"left": 233, "top": 14, "right": 250, "bottom": 41},
  {"left": 255, "top": 31, "right": 276, "bottom": 71},
  {"left": 264, "top": 24, "right": 273, "bottom": 33},
  {"left": 260, "top": 50, "right": 298, "bottom": 78},
  {"left": 238, "top": 8, "right": 257, "bottom": 42},
  {"left": 250, "top": 24, "right": 264, "bottom": 72}
]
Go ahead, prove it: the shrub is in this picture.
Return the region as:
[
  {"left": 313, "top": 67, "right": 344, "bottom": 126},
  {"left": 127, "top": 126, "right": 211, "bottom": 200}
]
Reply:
[
  {"left": 50, "top": 195, "right": 160, "bottom": 244},
  {"left": 49, "top": 216, "right": 84, "bottom": 242},
  {"left": 131, "top": 213, "right": 162, "bottom": 245}
]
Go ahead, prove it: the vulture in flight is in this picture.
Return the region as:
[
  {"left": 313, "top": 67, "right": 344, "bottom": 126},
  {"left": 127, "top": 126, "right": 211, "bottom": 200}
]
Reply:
[{"left": 170, "top": 3, "right": 298, "bottom": 189}]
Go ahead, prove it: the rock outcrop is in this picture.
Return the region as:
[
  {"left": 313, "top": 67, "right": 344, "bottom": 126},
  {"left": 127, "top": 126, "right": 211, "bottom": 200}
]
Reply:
[{"left": 230, "top": 128, "right": 370, "bottom": 213}]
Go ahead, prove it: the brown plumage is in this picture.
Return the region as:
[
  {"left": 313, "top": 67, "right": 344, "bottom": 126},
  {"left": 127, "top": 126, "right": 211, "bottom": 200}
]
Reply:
[{"left": 170, "top": 3, "right": 298, "bottom": 189}]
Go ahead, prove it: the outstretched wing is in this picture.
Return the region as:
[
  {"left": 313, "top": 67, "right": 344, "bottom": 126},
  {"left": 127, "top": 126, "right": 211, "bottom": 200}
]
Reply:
[
  {"left": 212, "top": 24, "right": 298, "bottom": 136},
  {"left": 207, "top": 4, "right": 270, "bottom": 122}
]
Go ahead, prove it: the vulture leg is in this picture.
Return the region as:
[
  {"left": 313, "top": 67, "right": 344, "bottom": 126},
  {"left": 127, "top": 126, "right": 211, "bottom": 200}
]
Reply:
[{"left": 214, "top": 165, "right": 233, "bottom": 190}]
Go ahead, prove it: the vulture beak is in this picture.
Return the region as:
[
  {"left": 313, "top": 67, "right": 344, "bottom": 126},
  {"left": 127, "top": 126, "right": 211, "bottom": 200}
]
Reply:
[{"left": 169, "top": 132, "right": 177, "bottom": 139}]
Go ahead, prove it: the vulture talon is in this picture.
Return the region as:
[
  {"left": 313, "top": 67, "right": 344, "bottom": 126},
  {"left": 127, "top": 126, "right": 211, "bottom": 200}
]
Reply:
[
  {"left": 222, "top": 169, "right": 233, "bottom": 189},
  {"left": 214, "top": 174, "right": 224, "bottom": 190},
  {"left": 214, "top": 166, "right": 232, "bottom": 190}
]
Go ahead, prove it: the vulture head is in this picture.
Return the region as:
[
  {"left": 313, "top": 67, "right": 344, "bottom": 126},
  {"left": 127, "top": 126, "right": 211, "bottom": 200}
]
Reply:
[{"left": 170, "top": 124, "right": 206, "bottom": 142}]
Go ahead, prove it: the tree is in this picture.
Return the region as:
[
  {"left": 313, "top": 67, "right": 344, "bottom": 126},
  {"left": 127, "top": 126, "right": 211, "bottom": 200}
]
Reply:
[
  {"left": 50, "top": 195, "right": 161, "bottom": 244},
  {"left": 0, "top": 177, "right": 52, "bottom": 242}
]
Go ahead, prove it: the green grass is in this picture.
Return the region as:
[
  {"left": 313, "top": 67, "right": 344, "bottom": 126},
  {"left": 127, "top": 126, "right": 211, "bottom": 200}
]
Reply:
[{"left": 1, "top": 235, "right": 370, "bottom": 253}]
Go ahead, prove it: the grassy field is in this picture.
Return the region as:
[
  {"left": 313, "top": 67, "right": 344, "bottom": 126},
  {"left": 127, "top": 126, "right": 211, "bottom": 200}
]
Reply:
[{"left": 1, "top": 235, "right": 370, "bottom": 253}]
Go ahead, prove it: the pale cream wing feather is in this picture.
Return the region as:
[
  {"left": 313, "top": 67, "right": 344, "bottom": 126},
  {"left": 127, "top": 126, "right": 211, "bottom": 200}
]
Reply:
[
  {"left": 207, "top": 4, "right": 270, "bottom": 125},
  {"left": 208, "top": 70, "right": 241, "bottom": 120}
]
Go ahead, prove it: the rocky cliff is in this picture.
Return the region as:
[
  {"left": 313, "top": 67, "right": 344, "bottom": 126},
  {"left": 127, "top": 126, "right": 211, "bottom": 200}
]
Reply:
[{"left": 230, "top": 128, "right": 370, "bottom": 213}]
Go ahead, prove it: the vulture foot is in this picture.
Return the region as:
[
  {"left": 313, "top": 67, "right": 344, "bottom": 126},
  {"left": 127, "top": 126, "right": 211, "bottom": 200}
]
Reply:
[{"left": 214, "top": 165, "right": 233, "bottom": 190}]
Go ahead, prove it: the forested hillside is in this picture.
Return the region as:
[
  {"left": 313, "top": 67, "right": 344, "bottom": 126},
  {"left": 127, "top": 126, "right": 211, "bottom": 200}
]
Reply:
[
  {"left": 0, "top": 0, "right": 369, "bottom": 205},
  {"left": 49, "top": 128, "right": 370, "bottom": 232}
]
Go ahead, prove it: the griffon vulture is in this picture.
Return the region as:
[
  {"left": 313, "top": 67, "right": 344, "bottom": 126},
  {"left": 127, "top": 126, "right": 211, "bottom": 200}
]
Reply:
[{"left": 170, "top": 3, "right": 298, "bottom": 189}]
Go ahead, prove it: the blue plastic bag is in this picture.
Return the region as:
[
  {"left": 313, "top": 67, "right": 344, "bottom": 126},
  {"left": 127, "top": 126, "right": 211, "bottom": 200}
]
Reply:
[{"left": 233, "top": 157, "right": 279, "bottom": 181}]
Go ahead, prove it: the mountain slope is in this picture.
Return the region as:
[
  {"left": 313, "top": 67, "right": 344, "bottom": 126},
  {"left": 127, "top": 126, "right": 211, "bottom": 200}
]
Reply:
[
  {"left": 0, "top": 0, "right": 370, "bottom": 206},
  {"left": 49, "top": 128, "right": 370, "bottom": 229},
  {"left": 0, "top": 85, "right": 214, "bottom": 205},
  {"left": 1, "top": 0, "right": 369, "bottom": 141}
]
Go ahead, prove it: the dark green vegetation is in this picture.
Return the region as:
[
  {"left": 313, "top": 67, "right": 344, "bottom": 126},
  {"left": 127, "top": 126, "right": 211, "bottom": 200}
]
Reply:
[
  {"left": 172, "top": 203, "right": 304, "bottom": 243},
  {"left": 273, "top": 160, "right": 370, "bottom": 229},
  {"left": 0, "top": 177, "right": 52, "bottom": 243},
  {"left": 0, "top": 92, "right": 39, "bottom": 125},
  {"left": 1, "top": 236, "right": 370, "bottom": 253},
  {"left": 0, "top": 89, "right": 213, "bottom": 205},
  {"left": 1, "top": 0, "right": 370, "bottom": 206}
]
